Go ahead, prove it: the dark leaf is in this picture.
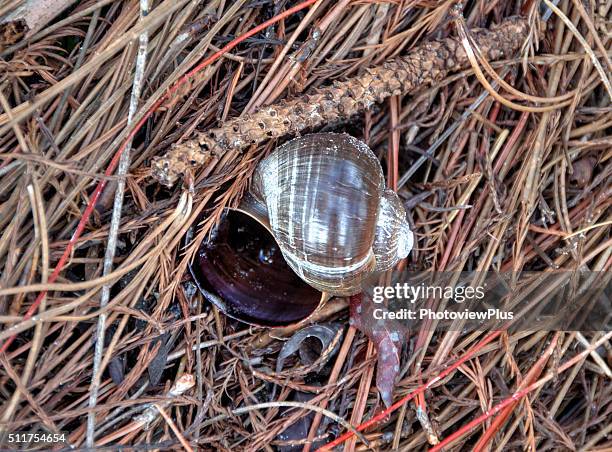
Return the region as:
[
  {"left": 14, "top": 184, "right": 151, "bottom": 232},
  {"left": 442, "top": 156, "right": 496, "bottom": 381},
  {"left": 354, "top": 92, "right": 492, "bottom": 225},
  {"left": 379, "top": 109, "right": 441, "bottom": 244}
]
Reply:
[
  {"left": 275, "top": 391, "right": 327, "bottom": 452},
  {"left": 148, "top": 332, "right": 172, "bottom": 386},
  {"left": 108, "top": 355, "right": 125, "bottom": 385}
]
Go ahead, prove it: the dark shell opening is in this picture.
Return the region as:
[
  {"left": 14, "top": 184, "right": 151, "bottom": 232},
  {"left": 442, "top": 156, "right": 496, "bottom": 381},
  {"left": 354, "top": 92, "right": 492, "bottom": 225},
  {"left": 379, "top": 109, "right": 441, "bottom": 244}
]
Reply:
[{"left": 190, "top": 210, "right": 322, "bottom": 327}]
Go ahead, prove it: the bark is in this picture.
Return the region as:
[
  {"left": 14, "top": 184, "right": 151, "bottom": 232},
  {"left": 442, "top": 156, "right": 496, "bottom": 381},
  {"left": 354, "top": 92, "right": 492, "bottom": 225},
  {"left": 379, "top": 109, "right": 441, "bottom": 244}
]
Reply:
[
  {"left": 152, "top": 16, "right": 530, "bottom": 187},
  {"left": 1, "top": 0, "right": 78, "bottom": 47}
]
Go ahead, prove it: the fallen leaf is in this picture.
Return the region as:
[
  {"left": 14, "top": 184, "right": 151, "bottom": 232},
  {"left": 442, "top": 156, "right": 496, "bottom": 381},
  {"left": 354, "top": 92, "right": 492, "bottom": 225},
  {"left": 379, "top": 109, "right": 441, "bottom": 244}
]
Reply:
[{"left": 350, "top": 293, "right": 406, "bottom": 407}]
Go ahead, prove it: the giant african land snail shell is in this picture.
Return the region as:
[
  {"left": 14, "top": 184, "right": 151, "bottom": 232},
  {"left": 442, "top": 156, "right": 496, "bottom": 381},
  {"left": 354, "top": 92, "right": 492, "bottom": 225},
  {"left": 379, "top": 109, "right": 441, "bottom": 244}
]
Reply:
[{"left": 192, "top": 133, "right": 413, "bottom": 326}]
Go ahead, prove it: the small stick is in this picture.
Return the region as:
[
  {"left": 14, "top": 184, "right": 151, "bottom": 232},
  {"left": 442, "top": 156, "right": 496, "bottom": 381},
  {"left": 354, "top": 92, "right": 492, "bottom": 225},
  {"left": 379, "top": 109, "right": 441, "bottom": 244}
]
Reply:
[
  {"left": 86, "top": 0, "right": 151, "bottom": 445},
  {"left": 151, "top": 17, "right": 532, "bottom": 186},
  {"left": 155, "top": 404, "right": 194, "bottom": 452},
  {"left": 96, "top": 374, "right": 195, "bottom": 446}
]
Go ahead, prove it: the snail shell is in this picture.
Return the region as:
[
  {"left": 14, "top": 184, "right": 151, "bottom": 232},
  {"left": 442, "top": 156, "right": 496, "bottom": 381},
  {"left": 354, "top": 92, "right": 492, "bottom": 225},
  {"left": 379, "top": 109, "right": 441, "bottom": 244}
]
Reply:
[
  {"left": 246, "top": 133, "right": 413, "bottom": 296},
  {"left": 191, "top": 133, "right": 413, "bottom": 326}
]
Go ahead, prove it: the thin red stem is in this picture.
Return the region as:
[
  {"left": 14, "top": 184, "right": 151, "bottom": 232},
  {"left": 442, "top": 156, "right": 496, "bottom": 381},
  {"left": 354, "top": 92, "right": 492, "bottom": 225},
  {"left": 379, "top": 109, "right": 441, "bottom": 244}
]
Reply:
[
  {"left": 319, "top": 331, "right": 612, "bottom": 451},
  {"left": 0, "top": 0, "right": 320, "bottom": 354},
  {"left": 472, "top": 332, "right": 559, "bottom": 451},
  {"left": 316, "top": 330, "right": 503, "bottom": 451},
  {"left": 430, "top": 332, "right": 611, "bottom": 451}
]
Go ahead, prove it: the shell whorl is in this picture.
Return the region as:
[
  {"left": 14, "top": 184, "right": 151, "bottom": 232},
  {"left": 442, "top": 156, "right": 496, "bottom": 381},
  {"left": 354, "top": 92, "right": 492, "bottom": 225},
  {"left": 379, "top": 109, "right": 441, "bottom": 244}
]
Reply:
[
  {"left": 373, "top": 189, "right": 414, "bottom": 271},
  {"left": 250, "top": 133, "right": 412, "bottom": 295}
]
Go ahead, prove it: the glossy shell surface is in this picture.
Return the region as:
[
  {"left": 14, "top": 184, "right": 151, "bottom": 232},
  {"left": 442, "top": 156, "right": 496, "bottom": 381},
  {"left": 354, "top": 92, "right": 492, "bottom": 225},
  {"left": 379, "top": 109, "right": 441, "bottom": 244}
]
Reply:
[
  {"left": 250, "top": 133, "right": 412, "bottom": 295},
  {"left": 192, "top": 210, "right": 323, "bottom": 326}
]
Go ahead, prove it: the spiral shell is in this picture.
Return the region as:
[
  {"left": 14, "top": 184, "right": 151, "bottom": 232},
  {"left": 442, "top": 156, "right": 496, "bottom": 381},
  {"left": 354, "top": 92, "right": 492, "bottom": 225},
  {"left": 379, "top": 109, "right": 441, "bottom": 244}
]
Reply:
[{"left": 248, "top": 133, "right": 413, "bottom": 296}]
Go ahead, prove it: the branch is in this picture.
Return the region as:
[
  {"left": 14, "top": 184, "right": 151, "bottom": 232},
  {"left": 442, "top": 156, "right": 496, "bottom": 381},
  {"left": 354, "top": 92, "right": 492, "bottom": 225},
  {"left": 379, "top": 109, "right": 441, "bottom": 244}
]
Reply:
[{"left": 151, "top": 16, "right": 531, "bottom": 186}]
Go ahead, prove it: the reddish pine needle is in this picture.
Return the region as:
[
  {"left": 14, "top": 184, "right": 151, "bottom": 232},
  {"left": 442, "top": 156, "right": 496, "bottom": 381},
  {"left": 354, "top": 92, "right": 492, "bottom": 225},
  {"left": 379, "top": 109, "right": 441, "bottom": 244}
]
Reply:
[
  {"left": 316, "top": 330, "right": 503, "bottom": 451},
  {"left": 430, "top": 332, "right": 612, "bottom": 451},
  {"left": 0, "top": 0, "right": 320, "bottom": 354},
  {"left": 472, "top": 332, "right": 559, "bottom": 451},
  {"left": 320, "top": 332, "right": 612, "bottom": 451}
]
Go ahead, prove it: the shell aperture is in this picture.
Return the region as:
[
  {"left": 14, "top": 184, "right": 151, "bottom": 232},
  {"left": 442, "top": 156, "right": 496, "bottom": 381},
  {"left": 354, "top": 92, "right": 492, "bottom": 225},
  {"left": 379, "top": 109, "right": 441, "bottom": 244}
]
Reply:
[{"left": 194, "top": 210, "right": 322, "bottom": 326}]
